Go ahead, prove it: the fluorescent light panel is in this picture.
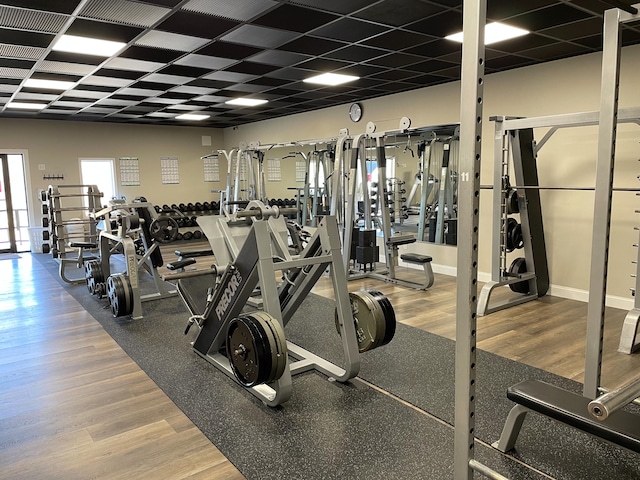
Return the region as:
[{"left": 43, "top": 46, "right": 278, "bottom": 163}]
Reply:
[
  {"left": 445, "top": 22, "right": 529, "bottom": 45},
  {"left": 303, "top": 73, "right": 359, "bottom": 86},
  {"left": 176, "top": 113, "right": 210, "bottom": 120},
  {"left": 53, "top": 34, "right": 126, "bottom": 57},
  {"left": 6, "top": 102, "right": 47, "bottom": 110},
  {"left": 24, "top": 79, "right": 75, "bottom": 90},
  {"left": 225, "top": 98, "right": 268, "bottom": 106}
]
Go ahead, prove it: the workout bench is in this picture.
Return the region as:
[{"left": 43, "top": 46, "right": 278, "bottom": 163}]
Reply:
[
  {"left": 400, "top": 253, "right": 434, "bottom": 290},
  {"left": 494, "top": 379, "right": 640, "bottom": 454}
]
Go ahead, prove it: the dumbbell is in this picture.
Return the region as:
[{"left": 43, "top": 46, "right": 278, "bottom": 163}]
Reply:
[
  {"left": 203, "top": 202, "right": 211, "bottom": 211},
  {"left": 187, "top": 203, "right": 195, "bottom": 211},
  {"left": 193, "top": 230, "right": 202, "bottom": 239},
  {"left": 195, "top": 202, "right": 203, "bottom": 211},
  {"left": 182, "top": 231, "right": 193, "bottom": 241},
  {"left": 179, "top": 203, "right": 187, "bottom": 212}
]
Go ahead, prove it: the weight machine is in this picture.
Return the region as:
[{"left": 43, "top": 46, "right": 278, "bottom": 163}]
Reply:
[
  {"left": 174, "top": 200, "right": 396, "bottom": 406},
  {"left": 336, "top": 120, "right": 436, "bottom": 291},
  {"left": 84, "top": 198, "right": 177, "bottom": 319},
  {"left": 492, "top": 3, "right": 640, "bottom": 468}
]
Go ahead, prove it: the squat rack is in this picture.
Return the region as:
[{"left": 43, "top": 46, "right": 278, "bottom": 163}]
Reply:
[{"left": 455, "top": 1, "right": 640, "bottom": 479}]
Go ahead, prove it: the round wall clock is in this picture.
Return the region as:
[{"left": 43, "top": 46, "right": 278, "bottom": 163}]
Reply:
[{"left": 349, "top": 103, "right": 363, "bottom": 122}]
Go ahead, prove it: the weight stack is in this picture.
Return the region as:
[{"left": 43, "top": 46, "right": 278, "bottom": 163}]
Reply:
[{"left": 356, "top": 229, "right": 378, "bottom": 272}]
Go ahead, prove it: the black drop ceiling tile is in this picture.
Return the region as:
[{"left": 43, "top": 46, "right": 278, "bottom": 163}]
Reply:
[
  {"left": 270, "top": 81, "right": 306, "bottom": 91},
  {"left": 1, "top": 0, "right": 81, "bottom": 14},
  {"left": 74, "top": 84, "right": 117, "bottom": 93},
  {"left": 340, "top": 77, "right": 380, "bottom": 89},
  {"left": 0, "top": 58, "right": 35, "bottom": 69},
  {"left": 251, "top": 4, "right": 339, "bottom": 33},
  {"left": 374, "top": 81, "right": 416, "bottom": 92},
  {"left": 121, "top": 45, "right": 182, "bottom": 63},
  {"left": 157, "top": 11, "right": 239, "bottom": 39},
  {"left": 363, "top": 30, "right": 434, "bottom": 51},
  {"left": 312, "top": 17, "right": 387, "bottom": 43},
  {"left": 266, "top": 67, "right": 314, "bottom": 81},
  {"left": 288, "top": 1, "right": 370, "bottom": 17},
  {"left": 259, "top": 87, "right": 302, "bottom": 97},
  {"left": 622, "top": 28, "right": 640, "bottom": 46},
  {"left": 341, "top": 64, "right": 387, "bottom": 78},
  {"left": 186, "top": 78, "right": 235, "bottom": 89},
  {"left": 354, "top": 0, "right": 446, "bottom": 27},
  {"left": 368, "top": 53, "right": 427, "bottom": 69},
  {"left": 572, "top": 35, "right": 601, "bottom": 49},
  {"left": 508, "top": 4, "right": 592, "bottom": 31},
  {"left": 109, "top": 94, "right": 146, "bottom": 101},
  {"left": 94, "top": 68, "right": 145, "bottom": 80},
  {"left": 486, "top": 55, "right": 537, "bottom": 70},
  {"left": 436, "top": 50, "right": 461, "bottom": 63},
  {"left": 325, "top": 45, "right": 387, "bottom": 62},
  {"left": 432, "top": 66, "right": 460, "bottom": 78},
  {"left": 279, "top": 36, "right": 344, "bottom": 55},
  {"left": 204, "top": 70, "right": 257, "bottom": 83},
  {"left": 404, "top": 59, "right": 456, "bottom": 74},
  {"left": 220, "top": 24, "right": 299, "bottom": 48},
  {"left": 568, "top": 0, "right": 613, "bottom": 15},
  {"left": 247, "top": 49, "right": 311, "bottom": 67},
  {"left": 246, "top": 76, "right": 289, "bottom": 87},
  {"left": 405, "top": 74, "right": 450, "bottom": 86},
  {"left": 226, "top": 61, "right": 280, "bottom": 75},
  {"left": 131, "top": 80, "right": 170, "bottom": 91},
  {"left": 225, "top": 83, "right": 270, "bottom": 93},
  {"left": 44, "top": 50, "right": 104, "bottom": 65},
  {"left": 197, "top": 41, "right": 263, "bottom": 59},
  {"left": 0, "top": 28, "right": 53, "bottom": 47},
  {"left": 519, "top": 41, "right": 588, "bottom": 61},
  {"left": 159, "top": 64, "right": 209, "bottom": 77},
  {"left": 489, "top": 33, "right": 556, "bottom": 54},
  {"left": 405, "top": 10, "right": 462, "bottom": 38},
  {"left": 539, "top": 17, "right": 602, "bottom": 41},
  {"left": 405, "top": 39, "right": 460, "bottom": 58},
  {"left": 66, "top": 18, "right": 143, "bottom": 43},
  {"left": 369, "top": 69, "right": 420, "bottom": 82},
  {"left": 296, "top": 57, "right": 352, "bottom": 72},
  {"left": 486, "top": 0, "right": 557, "bottom": 21}
]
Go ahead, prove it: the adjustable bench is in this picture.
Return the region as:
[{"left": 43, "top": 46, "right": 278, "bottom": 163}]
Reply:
[
  {"left": 400, "top": 253, "right": 434, "bottom": 289},
  {"left": 493, "top": 379, "right": 640, "bottom": 453}
]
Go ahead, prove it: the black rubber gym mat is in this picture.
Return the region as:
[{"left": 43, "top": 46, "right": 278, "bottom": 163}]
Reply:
[{"left": 39, "top": 255, "right": 640, "bottom": 479}]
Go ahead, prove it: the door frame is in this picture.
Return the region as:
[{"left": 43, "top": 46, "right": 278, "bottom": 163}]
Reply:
[{"left": 0, "top": 149, "right": 32, "bottom": 252}]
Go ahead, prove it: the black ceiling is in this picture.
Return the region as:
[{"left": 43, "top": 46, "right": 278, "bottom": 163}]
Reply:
[{"left": 0, "top": 0, "right": 638, "bottom": 128}]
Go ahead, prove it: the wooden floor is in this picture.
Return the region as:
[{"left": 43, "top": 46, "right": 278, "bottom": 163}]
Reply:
[{"left": 1, "top": 250, "right": 639, "bottom": 478}]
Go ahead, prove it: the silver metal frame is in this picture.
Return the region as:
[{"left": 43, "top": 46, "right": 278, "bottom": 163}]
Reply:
[{"left": 455, "top": 0, "right": 490, "bottom": 478}]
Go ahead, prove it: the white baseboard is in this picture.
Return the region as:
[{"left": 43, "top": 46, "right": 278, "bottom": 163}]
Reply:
[{"left": 404, "top": 261, "right": 635, "bottom": 311}]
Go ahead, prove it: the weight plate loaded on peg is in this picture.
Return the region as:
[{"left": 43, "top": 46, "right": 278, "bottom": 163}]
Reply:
[
  {"left": 226, "top": 312, "right": 288, "bottom": 388},
  {"left": 335, "top": 290, "right": 396, "bottom": 353},
  {"left": 85, "top": 259, "right": 106, "bottom": 297},
  {"left": 106, "top": 273, "right": 134, "bottom": 318}
]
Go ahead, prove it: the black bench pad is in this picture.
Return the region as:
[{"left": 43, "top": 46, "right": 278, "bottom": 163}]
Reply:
[
  {"left": 69, "top": 241, "right": 97, "bottom": 249},
  {"left": 167, "top": 258, "right": 197, "bottom": 270},
  {"left": 177, "top": 274, "right": 216, "bottom": 316},
  {"left": 174, "top": 249, "right": 213, "bottom": 259},
  {"left": 508, "top": 379, "right": 640, "bottom": 453},
  {"left": 400, "top": 253, "right": 432, "bottom": 264}
]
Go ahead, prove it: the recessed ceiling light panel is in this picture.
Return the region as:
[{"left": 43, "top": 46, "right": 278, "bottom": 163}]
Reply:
[
  {"left": 176, "top": 113, "right": 210, "bottom": 120},
  {"left": 6, "top": 102, "right": 47, "bottom": 110},
  {"left": 52, "top": 34, "right": 126, "bottom": 57},
  {"left": 24, "top": 79, "right": 75, "bottom": 90},
  {"left": 445, "top": 22, "right": 529, "bottom": 45},
  {"left": 303, "top": 73, "right": 359, "bottom": 86},
  {"left": 225, "top": 98, "right": 268, "bottom": 106}
]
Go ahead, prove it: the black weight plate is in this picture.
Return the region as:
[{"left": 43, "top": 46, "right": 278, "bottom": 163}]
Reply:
[
  {"left": 226, "top": 316, "right": 270, "bottom": 387},
  {"left": 507, "top": 188, "right": 519, "bottom": 214},
  {"left": 42, "top": 217, "right": 49, "bottom": 228},
  {"left": 510, "top": 222, "right": 524, "bottom": 250},
  {"left": 42, "top": 230, "right": 49, "bottom": 241},
  {"left": 85, "top": 260, "right": 105, "bottom": 296},
  {"left": 508, "top": 257, "right": 529, "bottom": 294},
  {"left": 367, "top": 290, "right": 396, "bottom": 347},
  {"left": 505, "top": 217, "right": 518, "bottom": 252},
  {"left": 107, "top": 274, "right": 133, "bottom": 317},
  {"left": 42, "top": 243, "right": 50, "bottom": 254}
]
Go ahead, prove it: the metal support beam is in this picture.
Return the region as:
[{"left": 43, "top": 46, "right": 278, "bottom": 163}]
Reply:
[{"left": 454, "top": 0, "right": 487, "bottom": 478}]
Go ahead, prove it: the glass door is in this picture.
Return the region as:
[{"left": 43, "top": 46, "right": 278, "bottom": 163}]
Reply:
[{"left": 0, "top": 154, "right": 30, "bottom": 253}]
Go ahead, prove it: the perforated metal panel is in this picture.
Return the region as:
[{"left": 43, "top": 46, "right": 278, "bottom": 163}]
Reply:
[
  {"left": 134, "top": 30, "right": 209, "bottom": 52},
  {"left": 0, "top": 67, "right": 28, "bottom": 78},
  {"left": 0, "top": 6, "right": 67, "bottom": 33},
  {"left": 79, "top": 0, "right": 170, "bottom": 27},
  {"left": 37, "top": 60, "right": 95, "bottom": 75},
  {"left": 0, "top": 43, "right": 45, "bottom": 60},
  {"left": 182, "top": 0, "right": 277, "bottom": 21}
]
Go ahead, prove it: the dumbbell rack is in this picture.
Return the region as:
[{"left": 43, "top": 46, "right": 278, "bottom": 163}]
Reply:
[
  {"left": 156, "top": 201, "right": 219, "bottom": 242},
  {"left": 387, "top": 178, "right": 408, "bottom": 224}
]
